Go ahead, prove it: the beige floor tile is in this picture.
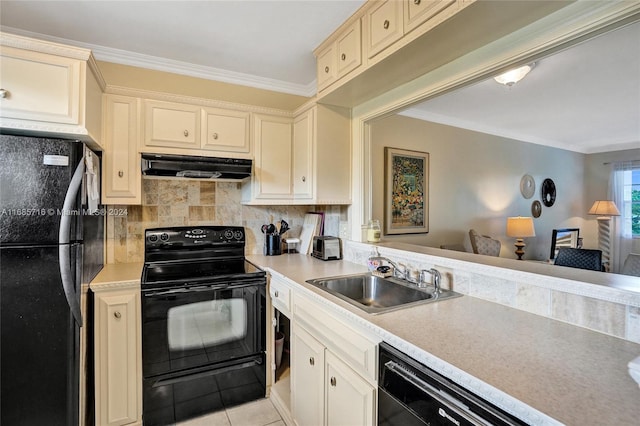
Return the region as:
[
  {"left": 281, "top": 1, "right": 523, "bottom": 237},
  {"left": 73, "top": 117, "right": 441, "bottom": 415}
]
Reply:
[
  {"left": 226, "top": 398, "right": 281, "bottom": 426},
  {"left": 177, "top": 409, "right": 231, "bottom": 426}
]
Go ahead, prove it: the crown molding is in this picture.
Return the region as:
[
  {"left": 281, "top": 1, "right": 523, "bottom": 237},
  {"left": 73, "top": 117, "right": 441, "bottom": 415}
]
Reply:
[{"left": 1, "top": 27, "right": 318, "bottom": 98}]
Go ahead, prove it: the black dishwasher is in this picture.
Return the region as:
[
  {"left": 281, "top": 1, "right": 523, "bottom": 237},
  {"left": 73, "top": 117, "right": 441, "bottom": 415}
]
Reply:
[{"left": 378, "top": 343, "right": 528, "bottom": 425}]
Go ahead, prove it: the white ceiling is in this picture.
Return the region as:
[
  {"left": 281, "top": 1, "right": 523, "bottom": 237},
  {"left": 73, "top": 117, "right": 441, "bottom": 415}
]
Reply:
[
  {"left": 0, "top": 0, "right": 366, "bottom": 96},
  {"left": 399, "top": 20, "right": 640, "bottom": 154},
  {"left": 1, "top": 1, "right": 638, "bottom": 154}
]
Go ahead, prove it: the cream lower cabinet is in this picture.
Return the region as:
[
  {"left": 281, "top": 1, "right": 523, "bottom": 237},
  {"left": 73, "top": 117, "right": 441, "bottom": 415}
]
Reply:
[
  {"left": 291, "top": 291, "right": 378, "bottom": 426},
  {"left": 93, "top": 285, "right": 142, "bottom": 426},
  {"left": 102, "top": 94, "right": 141, "bottom": 205}
]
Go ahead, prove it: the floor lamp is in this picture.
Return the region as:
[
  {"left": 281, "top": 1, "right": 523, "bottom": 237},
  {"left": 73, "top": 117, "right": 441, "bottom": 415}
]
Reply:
[{"left": 588, "top": 200, "right": 620, "bottom": 271}]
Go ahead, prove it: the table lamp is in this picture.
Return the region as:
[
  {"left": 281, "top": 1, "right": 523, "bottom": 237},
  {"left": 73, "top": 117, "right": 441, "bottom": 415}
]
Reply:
[
  {"left": 506, "top": 217, "right": 536, "bottom": 260},
  {"left": 588, "top": 200, "right": 620, "bottom": 269}
]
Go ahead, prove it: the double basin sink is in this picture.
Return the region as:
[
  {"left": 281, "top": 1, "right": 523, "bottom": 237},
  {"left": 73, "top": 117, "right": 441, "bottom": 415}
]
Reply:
[{"left": 306, "top": 273, "right": 460, "bottom": 314}]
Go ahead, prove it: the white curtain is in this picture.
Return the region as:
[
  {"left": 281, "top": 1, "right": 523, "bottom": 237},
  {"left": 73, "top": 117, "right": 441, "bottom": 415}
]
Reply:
[{"left": 608, "top": 161, "right": 639, "bottom": 273}]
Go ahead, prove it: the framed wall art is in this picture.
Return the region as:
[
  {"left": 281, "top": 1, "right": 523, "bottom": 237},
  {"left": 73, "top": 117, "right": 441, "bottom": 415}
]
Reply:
[{"left": 384, "top": 147, "right": 429, "bottom": 235}]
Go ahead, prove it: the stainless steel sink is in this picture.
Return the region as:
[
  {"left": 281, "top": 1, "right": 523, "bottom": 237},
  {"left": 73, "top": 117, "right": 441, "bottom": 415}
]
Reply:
[{"left": 306, "top": 273, "right": 461, "bottom": 314}]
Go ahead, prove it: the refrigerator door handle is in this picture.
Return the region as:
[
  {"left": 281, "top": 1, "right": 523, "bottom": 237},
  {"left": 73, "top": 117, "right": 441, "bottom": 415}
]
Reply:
[{"left": 59, "top": 156, "right": 85, "bottom": 327}]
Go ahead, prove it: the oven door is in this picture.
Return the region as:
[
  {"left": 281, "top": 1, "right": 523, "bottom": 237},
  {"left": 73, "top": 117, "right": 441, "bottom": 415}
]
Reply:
[{"left": 142, "top": 278, "right": 265, "bottom": 379}]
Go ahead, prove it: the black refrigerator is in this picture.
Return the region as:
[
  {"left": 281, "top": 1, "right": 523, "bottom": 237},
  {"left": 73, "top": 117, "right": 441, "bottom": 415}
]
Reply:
[{"left": 0, "top": 134, "right": 104, "bottom": 426}]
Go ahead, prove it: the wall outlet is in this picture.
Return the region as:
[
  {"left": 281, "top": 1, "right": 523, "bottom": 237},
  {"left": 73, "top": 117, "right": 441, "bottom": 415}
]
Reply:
[{"left": 339, "top": 221, "right": 349, "bottom": 239}]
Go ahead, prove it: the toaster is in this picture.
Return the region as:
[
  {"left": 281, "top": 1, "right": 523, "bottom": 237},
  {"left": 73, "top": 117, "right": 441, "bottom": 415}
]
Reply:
[{"left": 312, "top": 236, "right": 342, "bottom": 261}]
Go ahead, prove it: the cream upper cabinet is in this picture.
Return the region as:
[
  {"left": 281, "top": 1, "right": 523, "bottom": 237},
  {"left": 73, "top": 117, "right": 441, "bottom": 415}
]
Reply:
[
  {"left": 93, "top": 285, "right": 142, "bottom": 426},
  {"left": 243, "top": 103, "right": 351, "bottom": 205},
  {"left": 201, "top": 107, "right": 250, "bottom": 153},
  {"left": 365, "top": 0, "right": 404, "bottom": 59},
  {"left": 250, "top": 113, "right": 293, "bottom": 200},
  {"left": 292, "top": 110, "right": 313, "bottom": 200},
  {"left": 306, "top": 104, "right": 351, "bottom": 205},
  {"left": 404, "top": 0, "right": 457, "bottom": 33},
  {"left": 0, "top": 32, "right": 105, "bottom": 148},
  {"left": 143, "top": 100, "right": 200, "bottom": 150},
  {"left": 316, "top": 44, "right": 337, "bottom": 92},
  {"left": 316, "top": 19, "right": 362, "bottom": 92},
  {"left": 102, "top": 94, "right": 142, "bottom": 205}
]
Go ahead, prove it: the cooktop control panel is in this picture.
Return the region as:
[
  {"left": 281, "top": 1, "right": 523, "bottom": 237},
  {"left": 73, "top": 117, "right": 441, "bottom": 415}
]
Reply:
[{"left": 145, "top": 226, "right": 245, "bottom": 248}]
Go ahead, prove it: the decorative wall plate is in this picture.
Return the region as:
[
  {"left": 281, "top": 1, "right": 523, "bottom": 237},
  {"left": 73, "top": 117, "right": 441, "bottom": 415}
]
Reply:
[
  {"left": 541, "top": 178, "right": 556, "bottom": 207},
  {"left": 520, "top": 174, "right": 535, "bottom": 199},
  {"left": 531, "top": 200, "right": 542, "bottom": 218}
]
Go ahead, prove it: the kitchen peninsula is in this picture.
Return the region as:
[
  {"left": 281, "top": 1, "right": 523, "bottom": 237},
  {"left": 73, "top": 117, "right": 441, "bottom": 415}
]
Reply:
[{"left": 248, "top": 246, "right": 640, "bottom": 426}]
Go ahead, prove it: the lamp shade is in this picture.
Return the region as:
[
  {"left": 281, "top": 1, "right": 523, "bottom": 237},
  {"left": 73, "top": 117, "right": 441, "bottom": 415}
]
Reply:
[
  {"left": 506, "top": 216, "right": 536, "bottom": 238},
  {"left": 588, "top": 200, "right": 620, "bottom": 216}
]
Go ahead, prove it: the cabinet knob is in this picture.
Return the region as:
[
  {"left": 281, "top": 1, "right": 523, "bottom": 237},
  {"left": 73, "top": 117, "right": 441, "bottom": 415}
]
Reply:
[
  {"left": 341, "top": 53, "right": 346, "bottom": 61},
  {"left": 212, "top": 132, "right": 219, "bottom": 140},
  {"left": 414, "top": 0, "right": 421, "bottom": 5},
  {"left": 114, "top": 311, "right": 122, "bottom": 319},
  {"left": 301, "top": 176, "right": 306, "bottom": 182},
  {"left": 309, "top": 357, "right": 315, "bottom": 366},
  {"left": 383, "top": 20, "right": 390, "bottom": 30},
  {"left": 274, "top": 290, "right": 279, "bottom": 298},
  {"left": 330, "top": 376, "right": 337, "bottom": 387},
  {"left": 324, "top": 66, "right": 330, "bottom": 73},
  {"left": 118, "top": 170, "right": 124, "bottom": 178},
  {"left": 0, "top": 89, "right": 7, "bottom": 99},
  {"left": 183, "top": 130, "right": 189, "bottom": 137}
]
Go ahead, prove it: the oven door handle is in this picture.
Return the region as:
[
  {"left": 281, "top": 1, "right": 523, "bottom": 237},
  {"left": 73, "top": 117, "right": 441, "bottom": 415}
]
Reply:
[
  {"left": 384, "top": 361, "right": 490, "bottom": 425},
  {"left": 144, "top": 283, "right": 229, "bottom": 297}
]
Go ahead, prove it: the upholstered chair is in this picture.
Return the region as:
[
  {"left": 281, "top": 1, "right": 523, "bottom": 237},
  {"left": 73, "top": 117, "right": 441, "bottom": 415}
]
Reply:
[
  {"left": 621, "top": 253, "right": 640, "bottom": 277},
  {"left": 554, "top": 248, "right": 603, "bottom": 271},
  {"left": 468, "top": 229, "right": 501, "bottom": 257}
]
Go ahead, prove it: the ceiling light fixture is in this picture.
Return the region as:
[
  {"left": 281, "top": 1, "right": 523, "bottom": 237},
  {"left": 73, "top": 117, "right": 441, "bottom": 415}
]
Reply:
[{"left": 494, "top": 63, "right": 535, "bottom": 87}]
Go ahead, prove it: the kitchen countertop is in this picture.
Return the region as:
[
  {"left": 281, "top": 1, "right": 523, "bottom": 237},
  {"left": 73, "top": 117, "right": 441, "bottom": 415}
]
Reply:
[
  {"left": 90, "top": 262, "right": 143, "bottom": 290},
  {"left": 247, "top": 254, "right": 640, "bottom": 426}
]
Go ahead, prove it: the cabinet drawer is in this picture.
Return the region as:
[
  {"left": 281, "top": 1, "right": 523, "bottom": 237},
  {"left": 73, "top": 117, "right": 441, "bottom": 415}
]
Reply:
[
  {"left": 294, "top": 293, "right": 378, "bottom": 382},
  {"left": 270, "top": 276, "right": 292, "bottom": 315},
  {"left": 405, "top": 0, "right": 457, "bottom": 33},
  {"left": 143, "top": 100, "right": 200, "bottom": 149},
  {"left": 366, "top": 0, "right": 404, "bottom": 59},
  {"left": 201, "top": 107, "right": 250, "bottom": 153}
]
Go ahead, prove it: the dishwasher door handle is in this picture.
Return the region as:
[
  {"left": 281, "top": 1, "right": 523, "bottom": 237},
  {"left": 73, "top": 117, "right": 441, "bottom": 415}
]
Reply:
[{"left": 384, "top": 361, "right": 491, "bottom": 425}]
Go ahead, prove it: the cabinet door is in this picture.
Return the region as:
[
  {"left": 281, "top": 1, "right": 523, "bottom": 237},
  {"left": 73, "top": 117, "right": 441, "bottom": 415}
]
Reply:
[
  {"left": 316, "top": 44, "right": 337, "bottom": 92},
  {"left": 253, "top": 114, "right": 293, "bottom": 199},
  {"left": 405, "top": 0, "right": 457, "bottom": 33},
  {"left": 292, "top": 109, "right": 314, "bottom": 200},
  {"left": 102, "top": 95, "right": 141, "bottom": 205},
  {"left": 366, "top": 0, "right": 404, "bottom": 59},
  {"left": 336, "top": 19, "right": 362, "bottom": 78},
  {"left": 94, "top": 289, "right": 142, "bottom": 426},
  {"left": 292, "top": 327, "right": 325, "bottom": 426},
  {"left": 201, "top": 107, "right": 250, "bottom": 153},
  {"left": 0, "top": 46, "right": 81, "bottom": 124},
  {"left": 325, "top": 351, "right": 375, "bottom": 426},
  {"left": 143, "top": 100, "right": 200, "bottom": 149}
]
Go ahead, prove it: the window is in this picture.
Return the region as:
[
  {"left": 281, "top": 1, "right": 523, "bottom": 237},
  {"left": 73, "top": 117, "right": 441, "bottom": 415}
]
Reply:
[{"left": 621, "top": 169, "right": 640, "bottom": 237}]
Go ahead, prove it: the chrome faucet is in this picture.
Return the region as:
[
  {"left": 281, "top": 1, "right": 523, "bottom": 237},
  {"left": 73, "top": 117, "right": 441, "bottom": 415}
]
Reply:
[
  {"left": 368, "top": 256, "right": 407, "bottom": 280},
  {"left": 420, "top": 268, "right": 441, "bottom": 293}
]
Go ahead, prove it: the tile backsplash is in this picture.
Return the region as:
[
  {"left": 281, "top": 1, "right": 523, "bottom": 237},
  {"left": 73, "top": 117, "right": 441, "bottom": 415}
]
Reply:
[{"left": 105, "top": 177, "right": 347, "bottom": 263}]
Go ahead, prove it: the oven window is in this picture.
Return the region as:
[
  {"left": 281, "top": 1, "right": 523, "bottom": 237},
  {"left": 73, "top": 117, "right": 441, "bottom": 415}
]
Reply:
[
  {"left": 168, "top": 299, "right": 247, "bottom": 350},
  {"left": 142, "top": 284, "right": 264, "bottom": 378}
]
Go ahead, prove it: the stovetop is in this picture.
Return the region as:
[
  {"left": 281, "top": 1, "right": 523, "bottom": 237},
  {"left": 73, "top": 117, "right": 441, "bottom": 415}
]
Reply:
[{"left": 142, "top": 226, "right": 265, "bottom": 288}]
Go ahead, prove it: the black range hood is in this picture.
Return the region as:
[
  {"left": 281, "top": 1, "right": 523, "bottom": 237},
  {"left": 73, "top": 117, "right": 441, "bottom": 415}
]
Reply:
[{"left": 141, "top": 153, "right": 252, "bottom": 180}]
